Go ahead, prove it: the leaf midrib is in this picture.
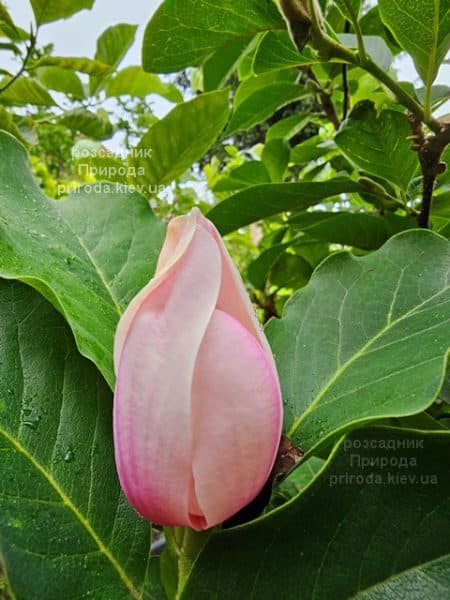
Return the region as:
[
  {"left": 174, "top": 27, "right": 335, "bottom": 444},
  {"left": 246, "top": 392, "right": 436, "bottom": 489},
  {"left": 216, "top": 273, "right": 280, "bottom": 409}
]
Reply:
[
  {"left": 57, "top": 209, "right": 123, "bottom": 317},
  {"left": 0, "top": 425, "right": 140, "bottom": 599}
]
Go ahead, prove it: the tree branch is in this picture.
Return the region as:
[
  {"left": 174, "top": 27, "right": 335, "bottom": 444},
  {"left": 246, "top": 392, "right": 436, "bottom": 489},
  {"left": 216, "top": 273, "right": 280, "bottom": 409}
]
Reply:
[
  {"left": 408, "top": 113, "right": 450, "bottom": 228},
  {"left": 0, "top": 24, "right": 38, "bottom": 96}
]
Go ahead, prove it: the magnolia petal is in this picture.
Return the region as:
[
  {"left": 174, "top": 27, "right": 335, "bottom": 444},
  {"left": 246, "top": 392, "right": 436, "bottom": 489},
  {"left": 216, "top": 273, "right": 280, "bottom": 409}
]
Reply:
[
  {"left": 113, "top": 210, "right": 197, "bottom": 374},
  {"left": 195, "top": 209, "right": 275, "bottom": 363},
  {"left": 190, "top": 309, "right": 282, "bottom": 529},
  {"left": 114, "top": 223, "right": 222, "bottom": 526}
]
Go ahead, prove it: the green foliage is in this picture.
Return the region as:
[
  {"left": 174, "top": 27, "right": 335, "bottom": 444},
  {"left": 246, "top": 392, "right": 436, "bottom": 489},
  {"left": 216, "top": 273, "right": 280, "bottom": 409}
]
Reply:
[
  {"left": 183, "top": 429, "right": 450, "bottom": 599},
  {"left": 0, "top": 0, "right": 449, "bottom": 598},
  {"left": 0, "top": 279, "right": 158, "bottom": 600},
  {"left": 142, "top": 0, "right": 284, "bottom": 73},
  {"left": 267, "top": 230, "right": 450, "bottom": 451},
  {"left": 130, "top": 90, "right": 230, "bottom": 188},
  {"left": 30, "top": 0, "right": 95, "bottom": 25},
  {"left": 0, "top": 131, "right": 165, "bottom": 387}
]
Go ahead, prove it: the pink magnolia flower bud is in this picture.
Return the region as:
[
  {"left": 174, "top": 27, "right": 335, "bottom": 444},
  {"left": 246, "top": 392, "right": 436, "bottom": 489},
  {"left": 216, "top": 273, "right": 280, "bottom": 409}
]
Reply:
[{"left": 113, "top": 208, "right": 282, "bottom": 530}]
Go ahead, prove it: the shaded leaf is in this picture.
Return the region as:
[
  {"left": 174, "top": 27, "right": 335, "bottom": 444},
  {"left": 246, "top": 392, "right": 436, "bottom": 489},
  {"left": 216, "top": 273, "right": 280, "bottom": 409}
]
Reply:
[
  {"left": 208, "top": 179, "right": 364, "bottom": 235},
  {"left": 213, "top": 161, "right": 270, "bottom": 192},
  {"left": 183, "top": 428, "right": 450, "bottom": 600},
  {"left": 262, "top": 138, "right": 290, "bottom": 182},
  {"left": 289, "top": 211, "right": 416, "bottom": 250}
]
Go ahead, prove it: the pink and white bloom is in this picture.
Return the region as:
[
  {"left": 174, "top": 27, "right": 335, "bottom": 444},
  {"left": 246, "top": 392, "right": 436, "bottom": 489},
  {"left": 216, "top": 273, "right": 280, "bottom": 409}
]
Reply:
[{"left": 113, "top": 208, "right": 282, "bottom": 530}]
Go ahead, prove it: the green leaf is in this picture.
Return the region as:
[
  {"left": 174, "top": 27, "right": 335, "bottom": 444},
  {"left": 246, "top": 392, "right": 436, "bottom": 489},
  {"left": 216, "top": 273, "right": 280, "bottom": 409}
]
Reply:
[
  {"left": 262, "top": 138, "right": 290, "bottom": 182},
  {"left": 269, "top": 252, "right": 312, "bottom": 289},
  {"left": 253, "top": 30, "right": 319, "bottom": 74},
  {"left": 130, "top": 89, "right": 230, "bottom": 188},
  {"left": 30, "top": 0, "right": 94, "bottom": 24},
  {"left": 0, "top": 280, "right": 165, "bottom": 598},
  {"left": 0, "top": 131, "right": 165, "bottom": 388},
  {"left": 378, "top": 0, "right": 450, "bottom": 91},
  {"left": 0, "top": 3, "right": 18, "bottom": 36},
  {"left": 266, "top": 230, "right": 450, "bottom": 452},
  {"left": 31, "top": 55, "right": 112, "bottom": 76},
  {"left": 105, "top": 66, "right": 182, "bottom": 102},
  {"left": 226, "top": 81, "right": 308, "bottom": 134},
  {"left": 207, "top": 179, "right": 364, "bottom": 235},
  {"left": 202, "top": 36, "right": 256, "bottom": 92},
  {"left": 90, "top": 24, "right": 138, "bottom": 94},
  {"left": 0, "top": 77, "right": 56, "bottom": 106},
  {"left": 291, "top": 136, "right": 337, "bottom": 164},
  {"left": 0, "top": 106, "right": 27, "bottom": 143},
  {"left": 37, "top": 66, "right": 85, "bottom": 99},
  {"left": 333, "top": 0, "right": 361, "bottom": 21},
  {"left": 59, "top": 108, "right": 113, "bottom": 140},
  {"left": 142, "top": 0, "right": 285, "bottom": 73},
  {"left": 183, "top": 428, "right": 450, "bottom": 600},
  {"left": 0, "top": 279, "right": 161, "bottom": 599},
  {"left": 335, "top": 101, "right": 419, "bottom": 190},
  {"left": 213, "top": 161, "right": 270, "bottom": 192},
  {"left": 289, "top": 211, "right": 416, "bottom": 250},
  {"left": 266, "top": 112, "right": 310, "bottom": 141}
]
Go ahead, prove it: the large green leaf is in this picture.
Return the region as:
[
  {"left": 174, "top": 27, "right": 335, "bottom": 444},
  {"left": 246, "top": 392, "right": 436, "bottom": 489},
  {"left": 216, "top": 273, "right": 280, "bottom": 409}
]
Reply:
[
  {"left": 183, "top": 428, "right": 450, "bottom": 599},
  {"left": 335, "top": 101, "right": 419, "bottom": 191},
  {"left": 0, "top": 77, "right": 56, "bottom": 106},
  {"left": 202, "top": 36, "right": 256, "bottom": 91},
  {"left": 0, "top": 131, "right": 165, "bottom": 388},
  {"left": 30, "top": 0, "right": 95, "bottom": 24},
  {"left": 90, "top": 24, "right": 138, "bottom": 94},
  {"left": 226, "top": 82, "right": 308, "bottom": 134},
  {"left": 142, "top": 0, "right": 284, "bottom": 73},
  {"left": 379, "top": 0, "right": 450, "bottom": 91},
  {"left": 0, "top": 279, "right": 162, "bottom": 599},
  {"left": 289, "top": 211, "right": 416, "bottom": 250},
  {"left": 207, "top": 179, "right": 365, "bottom": 235},
  {"left": 31, "top": 55, "right": 112, "bottom": 76},
  {"left": 60, "top": 108, "right": 113, "bottom": 140},
  {"left": 253, "top": 31, "right": 319, "bottom": 74},
  {"left": 37, "top": 66, "right": 85, "bottom": 99},
  {"left": 266, "top": 230, "right": 450, "bottom": 452},
  {"left": 130, "top": 90, "right": 230, "bottom": 188},
  {"left": 105, "top": 66, "right": 183, "bottom": 102}
]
